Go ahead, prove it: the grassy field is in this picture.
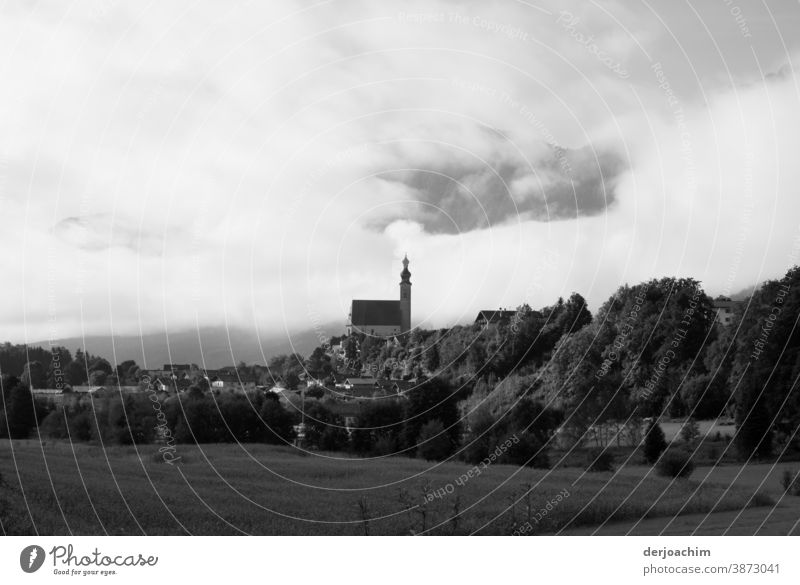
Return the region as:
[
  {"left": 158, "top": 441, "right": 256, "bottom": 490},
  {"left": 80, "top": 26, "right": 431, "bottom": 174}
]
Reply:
[
  {"left": 564, "top": 462, "right": 800, "bottom": 535},
  {"left": 0, "top": 439, "right": 775, "bottom": 535}
]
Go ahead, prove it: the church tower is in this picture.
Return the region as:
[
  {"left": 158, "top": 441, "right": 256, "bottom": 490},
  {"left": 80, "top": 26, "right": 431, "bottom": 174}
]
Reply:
[{"left": 399, "top": 254, "right": 411, "bottom": 333}]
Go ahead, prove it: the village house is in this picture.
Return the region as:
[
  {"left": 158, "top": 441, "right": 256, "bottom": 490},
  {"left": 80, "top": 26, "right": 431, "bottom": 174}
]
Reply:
[
  {"left": 474, "top": 309, "right": 518, "bottom": 327},
  {"left": 712, "top": 295, "right": 742, "bottom": 326}
]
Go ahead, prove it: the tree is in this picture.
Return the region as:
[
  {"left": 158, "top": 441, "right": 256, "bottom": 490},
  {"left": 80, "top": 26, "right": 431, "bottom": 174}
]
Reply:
[
  {"left": 350, "top": 400, "right": 405, "bottom": 454},
  {"left": 656, "top": 448, "right": 695, "bottom": 478},
  {"left": 423, "top": 343, "right": 440, "bottom": 373},
  {"left": 20, "top": 361, "right": 47, "bottom": 389},
  {"left": 679, "top": 417, "right": 700, "bottom": 447},
  {"left": 7, "top": 383, "right": 36, "bottom": 439},
  {"left": 88, "top": 357, "right": 113, "bottom": 375},
  {"left": 305, "top": 347, "right": 332, "bottom": 378},
  {"left": 116, "top": 360, "right": 140, "bottom": 384},
  {"left": 540, "top": 326, "right": 624, "bottom": 446},
  {"left": 319, "top": 426, "right": 349, "bottom": 452},
  {"left": 555, "top": 292, "right": 593, "bottom": 336},
  {"left": 46, "top": 347, "right": 71, "bottom": 388},
  {"left": 260, "top": 400, "right": 295, "bottom": 444},
  {"left": 735, "top": 378, "right": 773, "bottom": 460},
  {"left": 88, "top": 370, "right": 108, "bottom": 386},
  {"left": 65, "top": 359, "right": 88, "bottom": 386},
  {"left": 462, "top": 407, "right": 496, "bottom": 464},
  {"left": 40, "top": 409, "right": 69, "bottom": 439},
  {"left": 416, "top": 419, "right": 452, "bottom": 461},
  {"left": 301, "top": 402, "right": 342, "bottom": 449},
  {"left": 401, "top": 377, "right": 460, "bottom": 452},
  {"left": 343, "top": 335, "right": 361, "bottom": 366},
  {"left": 305, "top": 385, "right": 325, "bottom": 399},
  {"left": 643, "top": 420, "right": 667, "bottom": 464}
]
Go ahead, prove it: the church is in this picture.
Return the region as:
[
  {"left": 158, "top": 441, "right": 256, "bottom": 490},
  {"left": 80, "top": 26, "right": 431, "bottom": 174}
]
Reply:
[{"left": 347, "top": 255, "right": 411, "bottom": 337}]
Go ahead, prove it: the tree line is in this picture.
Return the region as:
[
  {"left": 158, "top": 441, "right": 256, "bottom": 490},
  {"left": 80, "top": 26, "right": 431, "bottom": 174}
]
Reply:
[{"left": 3, "top": 267, "right": 800, "bottom": 464}]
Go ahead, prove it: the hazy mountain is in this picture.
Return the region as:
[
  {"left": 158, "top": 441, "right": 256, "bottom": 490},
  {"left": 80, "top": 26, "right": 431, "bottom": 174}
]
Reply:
[
  {"left": 35, "top": 323, "right": 344, "bottom": 369},
  {"left": 730, "top": 284, "right": 757, "bottom": 301}
]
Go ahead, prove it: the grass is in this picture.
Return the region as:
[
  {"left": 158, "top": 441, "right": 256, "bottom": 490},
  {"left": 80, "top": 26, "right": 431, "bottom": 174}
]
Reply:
[{"left": 0, "top": 439, "right": 774, "bottom": 535}]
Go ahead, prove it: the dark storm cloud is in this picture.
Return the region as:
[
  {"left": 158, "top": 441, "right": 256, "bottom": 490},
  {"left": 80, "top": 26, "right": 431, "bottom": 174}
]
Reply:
[{"left": 368, "top": 144, "right": 626, "bottom": 234}]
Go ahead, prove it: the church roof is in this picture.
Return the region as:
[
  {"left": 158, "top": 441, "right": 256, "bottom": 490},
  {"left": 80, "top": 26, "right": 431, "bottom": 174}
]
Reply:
[{"left": 350, "top": 300, "right": 401, "bottom": 326}]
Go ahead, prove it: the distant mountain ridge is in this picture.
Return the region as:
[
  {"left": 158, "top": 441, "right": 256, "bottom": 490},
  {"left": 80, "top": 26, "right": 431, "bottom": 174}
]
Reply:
[{"left": 32, "top": 323, "right": 343, "bottom": 369}]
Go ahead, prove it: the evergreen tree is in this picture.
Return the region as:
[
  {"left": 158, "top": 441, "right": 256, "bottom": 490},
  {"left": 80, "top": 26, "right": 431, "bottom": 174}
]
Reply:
[
  {"left": 643, "top": 419, "right": 667, "bottom": 464},
  {"left": 7, "top": 383, "right": 36, "bottom": 439},
  {"left": 735, "top": 378, "right": 773, "bottom": 460}
]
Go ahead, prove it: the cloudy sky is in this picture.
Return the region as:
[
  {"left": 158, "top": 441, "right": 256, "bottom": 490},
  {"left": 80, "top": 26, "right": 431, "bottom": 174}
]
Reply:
[{"left": 2, "top": 0, "right": 800, "bottom": 346}]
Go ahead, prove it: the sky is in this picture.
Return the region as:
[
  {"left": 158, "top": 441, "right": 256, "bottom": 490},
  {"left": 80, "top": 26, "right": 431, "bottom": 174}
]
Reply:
[{"left": 1, "top": 0, "right": 800, "bottom": 347}]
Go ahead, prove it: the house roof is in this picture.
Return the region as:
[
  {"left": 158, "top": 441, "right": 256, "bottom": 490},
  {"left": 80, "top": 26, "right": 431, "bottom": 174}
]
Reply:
[
  {"left": 350, "top": 300, "right": 401, "bottom": 327},
  {"left": 72, "top": 386, "right": 104, "bottom": 393},
  {"left": 713, "top": 299, "right": 741, "bottom": 310},
  {"left": 475, "top": 310, "right": 518, "bottom": 324},
  {"left": 391, "top": 380, "right": 416, "bottom": 393},
  {"left": 163, "top": 364, "right": 191, "bottom": 371},
  {"left": 32, "top": 388, "right": 63, "bottom": 395},
  {"left": 345, "top": 377, "right": 379, "bottom": 386}
]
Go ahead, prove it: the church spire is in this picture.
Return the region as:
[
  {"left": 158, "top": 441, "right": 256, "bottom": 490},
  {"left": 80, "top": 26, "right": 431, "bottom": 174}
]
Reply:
[
  {"left": 399, "top": 255, "right": 411, "bottom": 333},
  {"left": 400, "top": 254, "right": 411, "bottom": 283}
]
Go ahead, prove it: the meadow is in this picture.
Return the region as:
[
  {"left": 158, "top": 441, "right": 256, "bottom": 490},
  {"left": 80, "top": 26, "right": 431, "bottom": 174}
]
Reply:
[{"left": 0, "top": 439, "right": 779, "bottom": 535}]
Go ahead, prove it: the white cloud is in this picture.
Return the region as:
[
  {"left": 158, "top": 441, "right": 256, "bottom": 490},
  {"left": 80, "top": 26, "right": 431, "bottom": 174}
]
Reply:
[{"left": 0, "top": 0, "right": 799, "bottom": 345}]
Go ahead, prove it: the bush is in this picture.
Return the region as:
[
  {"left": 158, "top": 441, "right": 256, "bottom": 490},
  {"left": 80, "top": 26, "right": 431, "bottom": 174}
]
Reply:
[
  {"left": 40, "top": 409, "right": 70, "bottom": 440},
  {"left": 304, "top": 386, "right": 325, "bottom": 400},
  {"left": 656, "top": 449, "right": 695, "bottom": 479},
  {"left": 585, "top": 447, "right": 615, "bottom": 472},
  {"left": 780, "top": 469, "right": 799, "bottom": 495},
  {"left": 500, "top": 434, "right": 550, "bottom": 468},
  {"left": 461, "top": 408, "right": 496, "bottom": 464},
  {"left": 70, "top": 411, "right": 96, "bottom": 442},
  {"left": 319, "top": 426, "right": 348, "bottom": 452},
  {"left": 707, "top": 444, "right": 720, "bottom": 464},
  {"left": 416, "top": 419, "right": 453, "bottom": 461},
  {"left": 679, "top": 418, "right": 700, "bottom": 446},
  {"left": 643, "top": 420, "right": 667, "bottom": 464},
  {"left": 372, "top": 434, "right": 398, "bottom": 456},
  {"left": 260, "top": 400, "right": 296, "bottom": 444}
]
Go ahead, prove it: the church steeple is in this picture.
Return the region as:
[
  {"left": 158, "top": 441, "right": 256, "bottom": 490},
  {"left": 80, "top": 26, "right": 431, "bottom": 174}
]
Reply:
[
  {"left": 399, "top": 254, "right": 411, "bottom": 332},
  {"left": 400, "top": 254, "right": 411, "bottom": 284}
]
